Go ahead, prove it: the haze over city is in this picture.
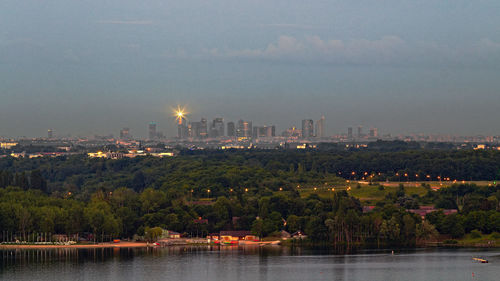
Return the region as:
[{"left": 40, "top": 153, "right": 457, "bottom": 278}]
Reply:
[{"left": 1, "top": 0, "right": 500, "bottom": 138}]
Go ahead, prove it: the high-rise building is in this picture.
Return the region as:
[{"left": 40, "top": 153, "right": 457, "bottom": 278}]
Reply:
[
  {"left": 265, "top": 125, "right": 276, "bottom": 137},
  {"left": 200, "top": 118, "right": 208, "bottom": 139},
  {"left": 253, "top": 125, "right": 276, "bottom": 138},
  {"left": 348, "top": 127, "right": 353, "bottom": 139},
  {"left": 227, "top": 122, "right": 235, "bottom": 137},
  {"left": 188, "top": 121, "right": 200, "bottom": 139},
  {"left": 120, "top": 128, "right": 130, "bottom": 139},
  {"left": 210, "top": 118, "right": 224, "bottom": 138},
  {"left": 315, "top": 116, "right": 325, "bottom": 138},
  {"left": 177, "top": 118, "right": 188, "bottom": 139},
  {"left": 252, "top": 127, "right": 259, "bottom": 139},
  {"left": 357, "top": 126, "right": 363, "bottom": 138},
  {"left": 187, "top": 118, "right": 209, "bottom": 139},
  {"left": 282, "top": 127, "right": 301, "bottom": 138},
  {"left": 236, "top": 120, "right": 252, "bottom": 138},
  {"left": 301, "top": 119, "right": 314, "bottom": 138},
  {"left": 148, "top": 122, "right": 157, "bottom": 139},
  {"left": 369, "top": 128, "right": 378, "bottom": 138},
  {"left": 47, "top": 129, "right": 53, "bottom": 139}
]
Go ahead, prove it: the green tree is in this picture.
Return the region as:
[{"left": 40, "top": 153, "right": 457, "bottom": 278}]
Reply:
[{"left": 144, "top": 226, "right": 163, "bottom": 242}]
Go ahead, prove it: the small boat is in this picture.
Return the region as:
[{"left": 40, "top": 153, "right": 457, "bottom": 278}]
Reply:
[{"left": 472, "top": 257, "right": 488, "bottom": 263}]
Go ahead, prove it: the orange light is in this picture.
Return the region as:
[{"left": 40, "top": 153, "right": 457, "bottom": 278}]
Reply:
[{"left": 173, "top": 105, "right": 188, "bottom": 124}]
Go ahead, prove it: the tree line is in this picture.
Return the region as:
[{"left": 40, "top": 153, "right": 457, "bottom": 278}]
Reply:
[{"left": 0, "top": 149, "right": 499, "bottom": 246}]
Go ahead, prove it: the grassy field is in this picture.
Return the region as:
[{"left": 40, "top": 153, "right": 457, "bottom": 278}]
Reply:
[
  {"left": 455, "top": 232, "right": 500, "bottom": 247},
  {"left": 298, "top": 180, "right": 497, "bottom": 204}
]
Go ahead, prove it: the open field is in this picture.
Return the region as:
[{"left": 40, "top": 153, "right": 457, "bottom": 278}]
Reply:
[{"left": 298, "top": 180, "right": 498, "bottom": 203}]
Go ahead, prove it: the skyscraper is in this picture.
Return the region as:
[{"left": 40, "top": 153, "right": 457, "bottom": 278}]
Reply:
[
  {"left": 369, "top": 128, "right": 378, "bottom": 138},
  {"left": 348, "top": 127, "right": 353, "bottom": 139},
  {"left": 148, "top": 122, "right": 157, "bottom": 140},
  {"left": 47, "top": 129, "right": 53, "bottom": 139},
  {"left": 315, "top": 116, "right": 325, "bottom": 138},
  {"left": 210, "top": 118, "right": 224, "bottom": 138},
  {"left": 357, "top": 126, "right": 363, "bottom": 138},
  {"left": 227, "top": 122, "right": 235, "bottom": 137},
  {"left": 177, "top": 118, "right": 188, "bottom": 139},
  {"left": 236, "top": 120, "right": 252, "bottom": 138},
  {"left": 301, "top": 119, "right": 314, "bottom": 138},
  {"left": 254, "top": 125, "right": 276, "bottom": 138},
  {"left": 120, "top": 128, "right": 130, "bottom": 139},
  {"left": 200, "top": 118, "right": 208, "bottom": 138}
]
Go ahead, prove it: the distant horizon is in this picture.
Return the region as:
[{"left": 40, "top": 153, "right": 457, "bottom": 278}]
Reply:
[{"left": 1, "top": 109, "right": 498, "bottom": 140}]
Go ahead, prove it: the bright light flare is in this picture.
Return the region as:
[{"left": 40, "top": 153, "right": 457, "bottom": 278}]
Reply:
[{"left": 172, "top": 105, "right": 188, "bottom": 124}]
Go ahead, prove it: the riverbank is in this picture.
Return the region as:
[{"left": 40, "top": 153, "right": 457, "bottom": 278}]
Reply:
[{"left": 0, "top": 242, "right": 150, "bottom": 249}]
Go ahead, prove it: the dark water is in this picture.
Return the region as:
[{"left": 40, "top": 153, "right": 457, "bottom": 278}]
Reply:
[{"left": 1, "top": 246, "right": 499, "bottom": 281}]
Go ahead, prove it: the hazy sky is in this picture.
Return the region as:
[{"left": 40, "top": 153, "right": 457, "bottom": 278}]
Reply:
[{"left": 1, "top": 0, "right": 499, "bottom": 138}]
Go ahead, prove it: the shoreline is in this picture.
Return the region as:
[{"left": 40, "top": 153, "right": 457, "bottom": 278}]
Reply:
[{"left": 0, "top": 242, "right": 151, "bottom": 249}]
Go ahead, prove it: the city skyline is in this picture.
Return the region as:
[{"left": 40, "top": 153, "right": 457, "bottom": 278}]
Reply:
[{"left": 1, "top": 1, "right": 500, "bottom": 138}]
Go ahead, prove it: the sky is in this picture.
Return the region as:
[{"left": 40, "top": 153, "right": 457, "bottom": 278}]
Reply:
[{"left": 1, "top": 0, "right": 500, "bottom": 138}]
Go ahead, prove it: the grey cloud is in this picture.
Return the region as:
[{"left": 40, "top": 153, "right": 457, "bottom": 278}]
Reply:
[
  {"left": 194, "top": 35, "right": 500, "bottom": 66},
  {"left": 258, "top": 23, "right": 320, "bottom": 30},
  {"left": 96, "top": 20, "right": 154, "bottom": 25}
]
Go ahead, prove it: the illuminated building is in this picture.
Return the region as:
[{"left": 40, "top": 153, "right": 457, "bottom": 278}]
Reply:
[
  {"left": 236, "top": 120, "right": 252, "bottom": 138},
  {"left": 47, "top": 129, "right": 53, "bottom": 139},
  {"left": 0, "top": 142, "right": 18, "bottom": 149},
  {"left": 301, "top": 119, "right": 314, "bottom": 138},
  {"left": 188, "top": 118, "right": 208, "bottom": 139},
  {"left": 369, "top": 128, "right": 378, "bottom": 138},
  {"left": 253, "top": 125, "right": 276, "bottom": 138},
  {"left": 200, "top": 118, "right": 208, "bottom": 138},
  {"left": 282, "top": 127, "right": 301, "bottom": 138}
]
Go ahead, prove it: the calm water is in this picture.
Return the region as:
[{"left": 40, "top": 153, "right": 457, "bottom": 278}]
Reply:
[{"left": 1, "top": 246, "right": 499, "bottom": 281}]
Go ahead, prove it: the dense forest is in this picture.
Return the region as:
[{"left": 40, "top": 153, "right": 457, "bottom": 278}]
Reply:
[{"left": 0, "top": 149, "right": 499, "bottom": 246}]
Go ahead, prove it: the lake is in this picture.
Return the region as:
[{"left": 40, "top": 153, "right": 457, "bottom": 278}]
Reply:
[{"left": 1, "top": 246, "right": 499, "bottom": 281}]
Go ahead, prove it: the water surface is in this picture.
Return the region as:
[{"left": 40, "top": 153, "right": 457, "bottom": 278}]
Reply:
[{"left": 1, "top": 246, "right": 499, "bottom": 281}]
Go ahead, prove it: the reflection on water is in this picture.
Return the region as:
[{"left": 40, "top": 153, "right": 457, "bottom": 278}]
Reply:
[
  {"left": 0, "top": 245, "right": 359, "bottom": 267},
  {"left": 1, "top": 246, "right": 500, "bottom": 281}
]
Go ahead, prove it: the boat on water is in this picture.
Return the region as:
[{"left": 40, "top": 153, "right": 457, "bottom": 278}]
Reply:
[{"left": 472, "top": 257, "right": 488, "bottom": 263}]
